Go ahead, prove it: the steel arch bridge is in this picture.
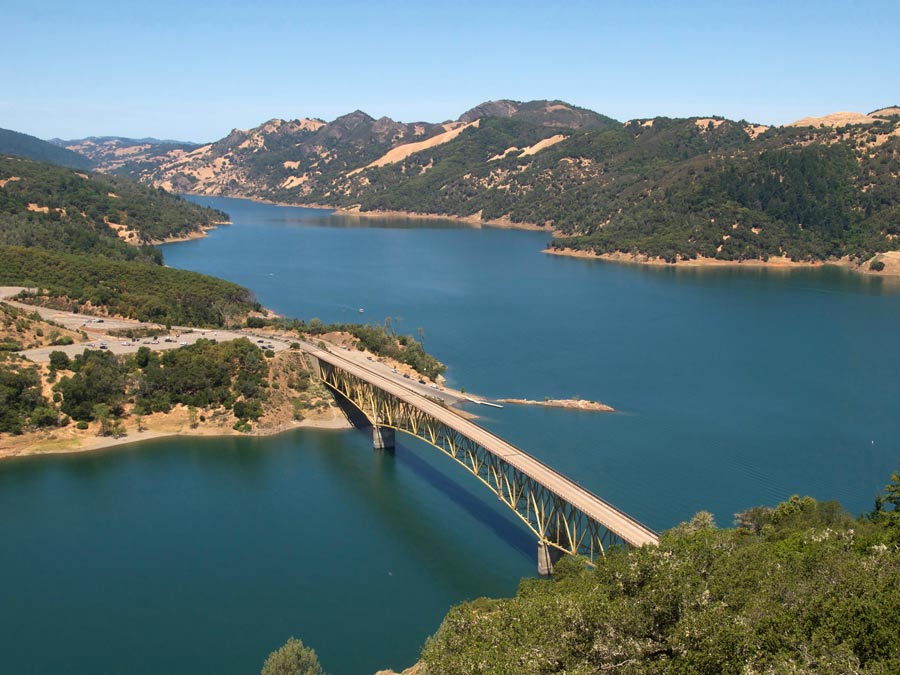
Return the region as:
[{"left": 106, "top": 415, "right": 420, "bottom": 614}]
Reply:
[{"left": 305, "top": 347, "right": 658, "bottom": 571}]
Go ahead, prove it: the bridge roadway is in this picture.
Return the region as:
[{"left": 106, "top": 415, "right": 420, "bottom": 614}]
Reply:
[{"left": 302, "top": 341, "right": 660, "bottom": 551}]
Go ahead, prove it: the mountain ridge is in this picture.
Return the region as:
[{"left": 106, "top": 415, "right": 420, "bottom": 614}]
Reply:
[
  {"left": 1, "top": 127, "right": 94, "bottom": 170},
  {"left": 54, "top": 100, "right": 900, "bottom": 266}
]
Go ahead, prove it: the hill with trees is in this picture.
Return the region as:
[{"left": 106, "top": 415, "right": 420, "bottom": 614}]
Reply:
[
  {"left": 54, "top": 136, "right": 200, "bottom": 176},
  {"left": 65, "top": 102, "right": 900, "bottom": 266},
  {"left": 0, "top": 127, "right": 94, "bottom": 170},
  {"left": 71, "top": 100, "right": 618, "bottom": 205},
  {"left": 0, "top": 155, "right": 447, "bottom": 443},
  {"left": 420, "top": 485, "right": 900, "bottom": 675},
  {"left": 0, "top": 156, "right": 228, "bottom": 261},
  {"left": 0, "top": 247, "right": 259, "bottom": 326}
]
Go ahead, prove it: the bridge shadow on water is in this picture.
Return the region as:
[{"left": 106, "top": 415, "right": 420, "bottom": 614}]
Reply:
[
  {"left": 330, "top": 393, "right": 534, "bottom": 563},
  {"left": 389, "top": 442, "right": 534, "bottom": 561}
]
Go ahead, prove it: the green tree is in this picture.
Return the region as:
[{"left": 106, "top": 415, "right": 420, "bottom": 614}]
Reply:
[
  {"left": 57, "top": 350, "right": 126, "bottom": 421},
  {"left": 873, "top": 460, "right": 900, "bottom": 530},
  {"left": 92, "top": 403, "right": 114, "bottom": 436},
  {"left": 29, "top": 405, "right": 58, "bottom": 428},
  {"left": 260, "top": 637, "right": 326, "bottom": 675},
  {"left": 423, "top": 483, "right": 900, "bottom": 675},
  {"left": 134, "top": 346, "right": 152, "bottom": 369},
  {"left": 48, "top": 350, "right": 71, "bottom": 371}
]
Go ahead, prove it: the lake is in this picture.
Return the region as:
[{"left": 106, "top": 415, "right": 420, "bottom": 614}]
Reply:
[{"left": 2, "top": 196, "right": 898, "bottom": 674}]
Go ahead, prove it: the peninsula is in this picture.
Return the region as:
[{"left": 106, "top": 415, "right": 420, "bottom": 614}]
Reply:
[{"left": 0, "top": 157, "right": 452, "bottom": 458}]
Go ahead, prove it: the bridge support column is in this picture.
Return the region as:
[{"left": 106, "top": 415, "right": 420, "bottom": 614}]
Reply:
[
  {"left": 373, "top": 425, "right": 395, "bottom": 450},
  {"left": 537, "top": 540, "right": 562, "bottom": 576}
]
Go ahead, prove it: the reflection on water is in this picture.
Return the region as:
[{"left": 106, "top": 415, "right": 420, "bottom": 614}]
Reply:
[{"left": 0, "top": 431, "right": 532, "bottom": 675}]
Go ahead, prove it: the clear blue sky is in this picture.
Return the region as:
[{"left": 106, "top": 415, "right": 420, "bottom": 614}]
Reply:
[{"left": 4, "top": 0, "right": 898, "bottom": 142}]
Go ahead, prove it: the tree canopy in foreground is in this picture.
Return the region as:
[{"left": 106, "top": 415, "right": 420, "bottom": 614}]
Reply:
[{"left": 421, "top": 474, "right": 900, "bottom": 675}]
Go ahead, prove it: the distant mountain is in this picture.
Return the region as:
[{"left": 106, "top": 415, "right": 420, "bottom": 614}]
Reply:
[
  {"left": 51, "top": 136, "right": 199, "bottom": 146},
  {"left": 73, "top": 100, "right": 619, "bottom": 204},
  {"left": 0, "top": 128, "right": 94, "bottom": 170},
  {"left": 457, "top": 99, "right": 617, "bottom": 129},
  {"left": 108, "top": 113, "right": 455, "bottom": 201},
  {"left": 60, "top": 101, "right": 900, "bottom": 264},
  {"left": 58, "top": 136, "right": 200, "bottom": 177}
]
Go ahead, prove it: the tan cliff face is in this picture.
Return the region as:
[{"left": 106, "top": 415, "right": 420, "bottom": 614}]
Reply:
[
  {"left": 60, "top": 100, "right": 620, "bottom": 204},
  {"left": 787, "top": 111, "right": 884, "bottom": 128},
  {"left": 129, "top": 112, "right": 455, "bottom": 200}
]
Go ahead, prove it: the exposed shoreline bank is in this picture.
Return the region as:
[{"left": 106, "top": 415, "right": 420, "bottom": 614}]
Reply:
[
  {"left": 147, "top": 221, "right": 232, "bottom": 246},
  {"left": 177, "top": 191, "right": 552, "bottom": 233},
  {"left": 544, "top": 247, "right": 900, "bottom": 277},
  {"left": 176, "top": 193, "right": 900, "bottom": 278},
  {"left": 331, "top": 205, "right": 551, "bottom": 232},
  {"left": 0, "top": 407, "right": 352, "bottom": 461},
  {"left": 496, "top": 397, "right": 615, "bottom": 412}
]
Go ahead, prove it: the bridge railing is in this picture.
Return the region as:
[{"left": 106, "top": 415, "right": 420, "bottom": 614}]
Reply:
[{"left": 308, "top": 350, "right": 659, "bottom": 570}]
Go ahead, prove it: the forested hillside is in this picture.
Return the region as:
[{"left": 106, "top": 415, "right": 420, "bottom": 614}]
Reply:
[
  {"left": 0, "top": 127, "right": 94, "bottom": 170},
  {"left": 80, "top": 99, "right": 618, "bottom": 205},
  {"left": 422, "top": 484, "right": 900, "bottom": 675},
  {"left": 0, "top": 246, "right": 258, "bottom": 326},
  {"left": 0, "top": 156, "right": 227, "bottom": 261},
  {"left": 334, "top": 112, "right": 900, "bottom": 264},
  {"left": 69, "top": 101, "right": 900, "bottom": 265}
]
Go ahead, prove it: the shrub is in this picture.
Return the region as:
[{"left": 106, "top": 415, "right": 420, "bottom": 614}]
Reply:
[{"left": 260, "top": 637, "right": 325, "bottom": 675}]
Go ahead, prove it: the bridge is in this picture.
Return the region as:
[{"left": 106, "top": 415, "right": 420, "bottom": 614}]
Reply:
[{"left": 302, "top": 344, "right": 659, "bottom": 573}]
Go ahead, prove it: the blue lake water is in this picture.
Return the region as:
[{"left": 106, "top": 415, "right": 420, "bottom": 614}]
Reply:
[{"left": 2, "top": 195, "right": 898, "bottom": 674}]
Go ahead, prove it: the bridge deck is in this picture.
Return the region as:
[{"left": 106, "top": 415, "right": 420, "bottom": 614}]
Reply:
[{"left": 307, "top": 345, "right": 659, "bottom": 548}]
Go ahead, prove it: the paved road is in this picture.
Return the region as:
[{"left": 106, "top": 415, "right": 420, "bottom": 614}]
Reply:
[
  {"left": 306, "top": 343, "right": 660, "bottom": 548},
  {"left": 3, "top": 288, "right": 293, "bottom": 364},
  {"left": 308, "top": 339, "right": 466, "bottom": 406},
  {"left": 21, "top": 328, "right": 293, "bottom": 364},
  {"left": 7, "top": 288, "right": 465, "bottom": 408}
]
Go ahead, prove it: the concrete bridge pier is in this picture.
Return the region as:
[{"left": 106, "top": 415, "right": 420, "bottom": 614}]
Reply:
[
  {"left": 373, "top": 425, "right": 395, "bottom": 450},
  {"left": 537, "top": 540, "right": 563, "bottom": 576}
]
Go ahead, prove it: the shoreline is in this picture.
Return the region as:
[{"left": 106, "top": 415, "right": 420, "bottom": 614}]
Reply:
[
  {"left": 0, "top": 409, "right": 352, "bottom": 461},
  {"left": 331, "top": 205, "right": 552, "bottom": 232},
  {"left": 149, "top": 220, "right": 231, "bottom": 246},
  {"left": 544, "top": 247, "right": 900, "bottom": 277},
  {"left": 175, "top": 191, "right": 552, "bottom": 233},
  {"left": 0, "top": 298, "right": 478, "bottom": 462},
  {"left": 173, "top": 193, "right": 900, "bottom": 277}
]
